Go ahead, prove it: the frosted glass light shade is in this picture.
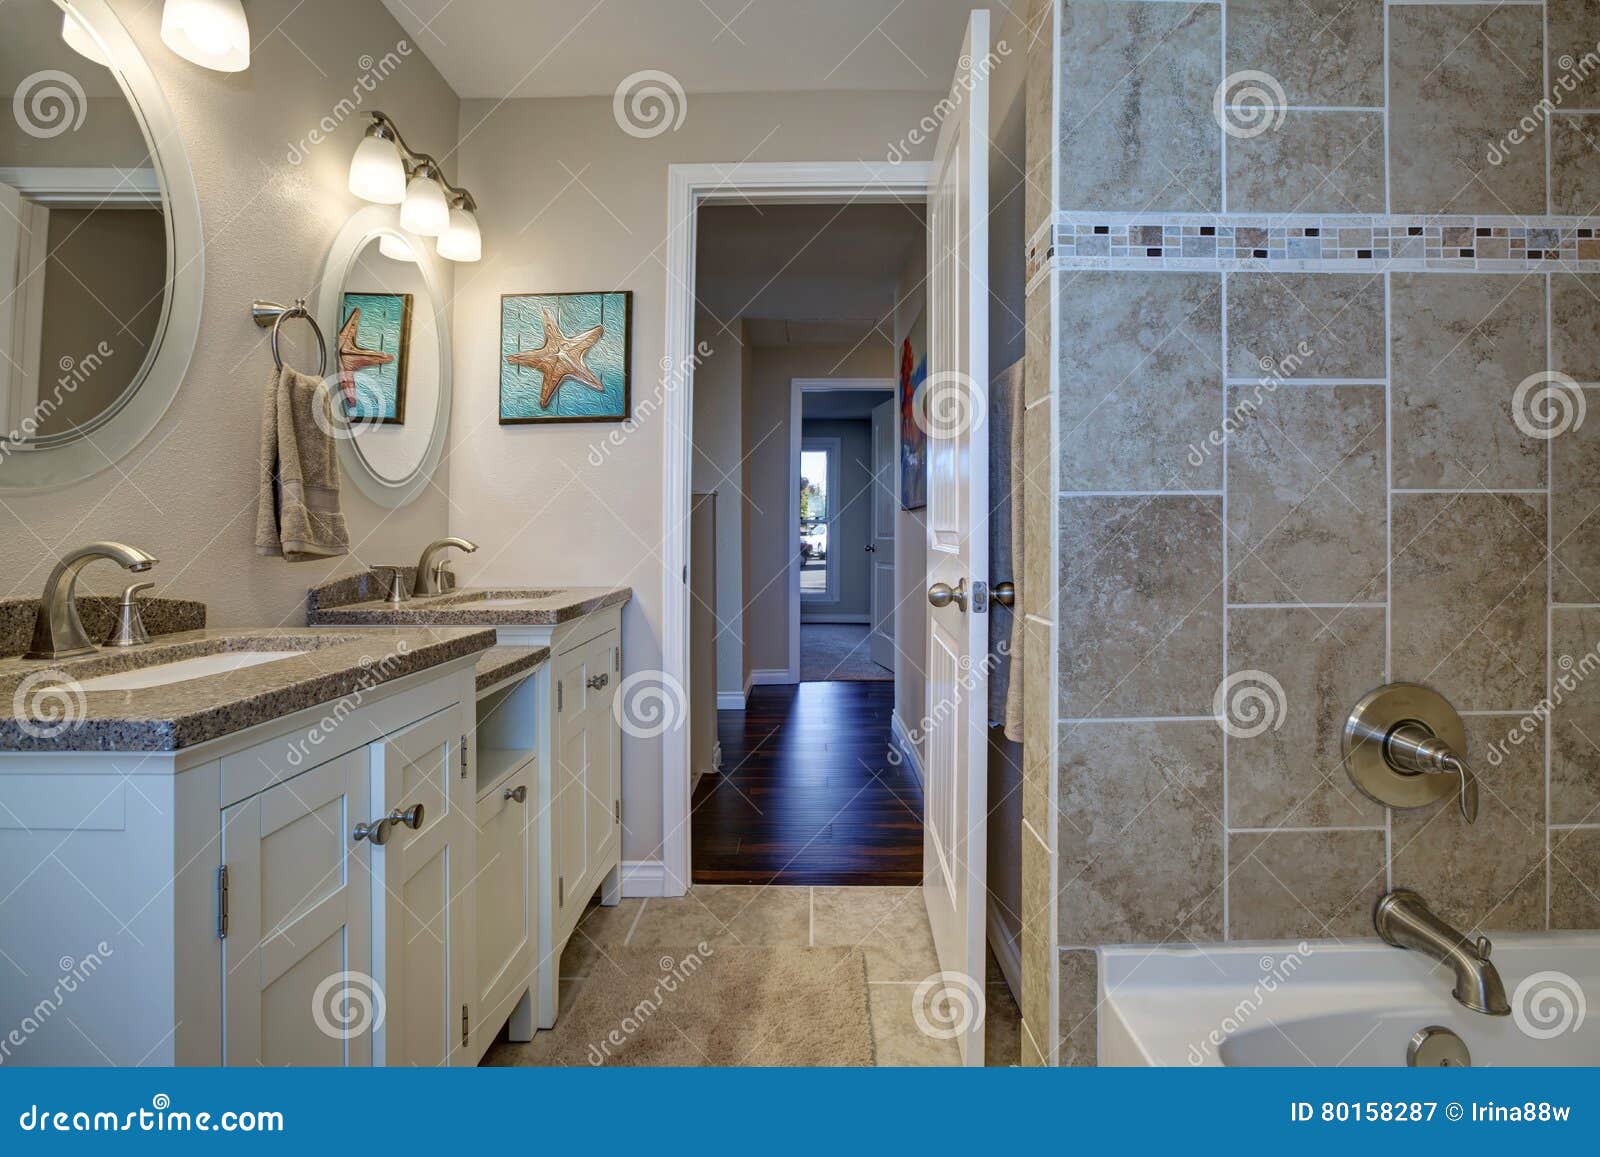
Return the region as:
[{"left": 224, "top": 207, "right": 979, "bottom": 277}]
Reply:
[
  {"left": 436, "top": 207, "right": 481, "bottom": 262},
  {"left": 348, "top": 133, "right": 406, "bottom": 204},
  {"left": 377, "top": 233, "right": 415, "bottom": 262},
  {"left": 399, "top": 173, "right": 449, "bottom": 236},
  {"left": 160, "top": 0, "right": 250, "bottom": 72},
  {"left": 61, "top": 13, "right": 111, "bottom": 66}
]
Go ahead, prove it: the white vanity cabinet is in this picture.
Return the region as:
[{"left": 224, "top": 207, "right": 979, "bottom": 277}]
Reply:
[
  {"left": 0, "top": 658, "right": 482, "bottom": 1067},
  {"left": 553, "top": 626, "right": 622, "bottom": 945}
]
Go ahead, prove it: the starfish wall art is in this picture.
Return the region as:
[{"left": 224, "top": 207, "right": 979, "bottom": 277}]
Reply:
[
  {"left": 337, "top": 293, "right": 412, "bottom": 424},
  {"left": 500, "top": 291, "right": 632, "bottom": 423}
]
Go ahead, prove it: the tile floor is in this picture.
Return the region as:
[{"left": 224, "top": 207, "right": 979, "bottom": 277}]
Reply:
[{"left": 486, "top": 884, "right": 1021, "bottom": 1066}]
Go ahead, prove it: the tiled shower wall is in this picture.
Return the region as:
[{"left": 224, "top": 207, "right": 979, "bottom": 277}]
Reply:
[{"left": 1019, "top": 0, "right": 1600, "bottom": 1066}]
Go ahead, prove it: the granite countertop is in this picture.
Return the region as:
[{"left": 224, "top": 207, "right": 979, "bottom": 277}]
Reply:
[
  {"left": 475, "top": 645, "right": 550, "bottom": 692},
  {"left": 0, "top": 595, "right": 205, "bottom": 659},
  {"left": 309, "top": 585, "right": 632, "bottom": 627},
  {"left": 0, "top": 626, "right": 496, "bottom": 753}
]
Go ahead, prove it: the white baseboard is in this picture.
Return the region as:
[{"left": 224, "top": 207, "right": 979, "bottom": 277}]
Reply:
[
  {"left": 716, "top": 690, "right": 747, "bottom": 710},
  {"left": 620, "top": 859, "right": 671, "bottom": 898},
  {"left": 890, "top": 709, "right": 925, "bottom": 786},
  {"left": 800, "top": 614, "right": 870, "bottom": 625},
  {"left": 986, "top": 905, "right": 1022, "bottom": 1003},
  {"left": 747, "top": 668, "right": 793, "bottom": 687}
]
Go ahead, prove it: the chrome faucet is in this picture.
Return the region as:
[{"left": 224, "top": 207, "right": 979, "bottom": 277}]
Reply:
[
  {"left": 412, "top": 537, "right": 477, "bottom": 596},
  {"left": 26, "top": 542, "right": 158, "bottom": 660},
  {"left": 1375, "top": 889, "right": 1510, "bottom": 1016}
]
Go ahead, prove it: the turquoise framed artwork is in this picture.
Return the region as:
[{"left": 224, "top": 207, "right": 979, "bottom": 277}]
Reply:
[
  {"left": 337, "top": 292, "right": 412, "bottom": 424},
  {"left": 500, "top": 291, "right": 631, "bottom": 424}
]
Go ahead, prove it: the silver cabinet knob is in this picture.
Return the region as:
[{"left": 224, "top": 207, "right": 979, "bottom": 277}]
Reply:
[
  {"left": 928, "top": 579, "right": 967, "bottom": 611},
  {"left": 352, "top": 802, "right": 425, "bottom": 845},
  {"left": 503, "top": 784, "right": 527, "bottom": 803},
  {"left": 391, "top": 803, "right": 425, "bottom": 831}
]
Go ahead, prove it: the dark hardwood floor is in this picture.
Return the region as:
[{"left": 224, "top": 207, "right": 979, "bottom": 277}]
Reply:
[{"left": 691, "top": 681, "right": 923, "bottom": 886}]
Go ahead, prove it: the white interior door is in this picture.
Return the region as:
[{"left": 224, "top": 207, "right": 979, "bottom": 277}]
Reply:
[
  {"left": 0, "top": 181, "right": 21, "bottom": 420},
  {"left": 921, "top": 8, "right": 990, "bottom": 1067},
  {"left": 869, "top": 398, "right": 897, "bottom": 669}
]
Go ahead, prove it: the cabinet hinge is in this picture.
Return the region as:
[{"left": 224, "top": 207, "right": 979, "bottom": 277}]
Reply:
[
  {"left": 461, "top": 1004, "right": 470, "bottom": 1048},
  {"left": 557, "top": 682, "right": 563, "bottom": 712},
  {"left": 216, "top": 864, "right": 229, "bottom": 940},
  {"left": 461, "top": 733, "right": 469, "bottom": 778},
  {"left": 613, "top": 646, "right": 619, "bottom": 672},
  {"left": 558, "top": 875, "right": 565, "bottom": 907},
  {"left": 615, "top": 799, "right": 621, "bottom": 825}
]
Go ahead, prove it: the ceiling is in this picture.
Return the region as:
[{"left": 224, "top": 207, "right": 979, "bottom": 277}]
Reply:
[{"left": 381, "top": 0, "right": 990, "bottom": 99}]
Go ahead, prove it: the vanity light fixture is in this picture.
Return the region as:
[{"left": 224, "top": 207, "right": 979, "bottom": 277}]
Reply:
[
  {"left": 377, "top": 233, "right": 416, "bottom": 262},
  {"left": 349, "top": 113, "right": 482, "bottom": 262},
  {"left": 160, "top": 0, "right": 251, "bottom": 73},
  {"left": 61, "top": 12, "right": 111, "bottom": 66}
]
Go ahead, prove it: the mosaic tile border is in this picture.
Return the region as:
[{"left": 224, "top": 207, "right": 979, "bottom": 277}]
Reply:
[{"left": 1025, "top": 212, "right": 1600, "bottom": 292}]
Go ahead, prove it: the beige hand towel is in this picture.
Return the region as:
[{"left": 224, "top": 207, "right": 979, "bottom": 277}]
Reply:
[{"left": 255, "top": 365, "right": 349, "bottom": 561}]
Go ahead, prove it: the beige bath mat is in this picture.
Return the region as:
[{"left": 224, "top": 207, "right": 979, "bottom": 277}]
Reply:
[{"left": 488, "top": 946, "right": 875, "bottom": 1067}]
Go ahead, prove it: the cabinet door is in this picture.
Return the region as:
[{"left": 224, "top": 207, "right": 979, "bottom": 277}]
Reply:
[
  {"left": 554, "top": 642, "right": 596, "bottom": 926},
  {"left": 221, "top": 749, "right": 372, "bottom": 1066},
  {"left": 584, "top": 634, "right": 621, "bottom": 875},
  {"left": 370, "top": 704, "right": 474, "bottom": 1067},
  {"left": 474, "top": 759, "right": 533, "bottom": 1038}
]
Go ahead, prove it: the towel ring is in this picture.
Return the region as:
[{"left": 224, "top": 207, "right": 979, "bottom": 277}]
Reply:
[{"left": 251, "top": 298, "right": 328, "bottom": 376}]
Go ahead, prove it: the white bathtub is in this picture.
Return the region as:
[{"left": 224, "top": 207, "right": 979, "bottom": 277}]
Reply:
[{"left": 1098, "top": 933, "right": 1600, "bottom": 1067}]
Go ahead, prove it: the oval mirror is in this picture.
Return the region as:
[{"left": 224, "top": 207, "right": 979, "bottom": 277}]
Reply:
[
  {"left": 317, "top": 207, "right": 451, "bottom": 507},
  {"left": 0, "top": 0, "right": 201, "bottom": 490}
]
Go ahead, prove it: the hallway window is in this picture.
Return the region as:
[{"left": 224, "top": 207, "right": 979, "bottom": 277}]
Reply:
[{"left": 799, "top": 440, "right": 838, "bottom": 600}]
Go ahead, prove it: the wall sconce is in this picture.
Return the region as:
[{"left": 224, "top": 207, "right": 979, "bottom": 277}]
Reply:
[
  {"left": 348, "top": 112, "right": 481, "bottom": 262},
  {"left": 61, "top": 12, "right": 111, "bottom": 66},
  {"left": 160, "top": 0, "right": 251, "bottom": 73}
]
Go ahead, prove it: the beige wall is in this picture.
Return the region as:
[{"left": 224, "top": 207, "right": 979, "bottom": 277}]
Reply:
[
  {"left": 0, "top": 0, "right": 458, "bottom": 624},
  {"left": 1029, "top": 0, "right": 1600, "bottom": 1066},
  {"left": 689, "top": 310, "right": 744, "bottom": 699},
  {"left": 741, "top": 340, "right": 893, "bottom": 674},
  {"left": 448, "top": 90, "right": 936, "bottom": 860}
]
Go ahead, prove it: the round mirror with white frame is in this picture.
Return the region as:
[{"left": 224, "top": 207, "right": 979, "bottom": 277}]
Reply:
[
  {"left": 0, "top": 0, "right": 202, "bottom": 491},
  {"left": 317, "top": 206, "right": 451, "bottom": 508}
]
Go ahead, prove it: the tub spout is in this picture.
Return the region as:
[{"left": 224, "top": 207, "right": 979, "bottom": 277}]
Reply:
[{"left": 1375, "top": 889, "right": 1510, "bottom": 1016}]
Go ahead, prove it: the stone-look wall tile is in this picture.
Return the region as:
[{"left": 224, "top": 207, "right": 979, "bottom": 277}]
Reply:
[
  {"left": 1392, "top": 719, "right": 1546, "bottom": 933},
  {"left": 1550, "top": 828, "right": 1600, "bottom": 929},
  {"left": 1389, "top": 4, "right": 1545, "bottom": 215},
  {"left": 1392, "top": 494, "right": 1546, "bottom": 712},
  {"left": 1019, "top": 820, "right": 1055, "bottom": 1063},
  {"left": 1552, "top": 406, "right": 1600, "bottom": 606},
  {"left": 1057, "top": 949, "right": 1097, "bottom": 1067},
  {"left": 1022, "top": 613, "right": 1055, "bottom": 836},
  {"left": 1022, "top": 397, "right": 1054, "bottom": 617},
  {"left": 1227, "top": 829, "right": 1385, "bottom": 939},
  {"left": 1551, "top": 609, "right": 1600, "bottom": 825},
  {"left": 1024, "top": 0, "right": 1055, "bottom": 237},
  {"left": 1058, "top": 0, "right": 1221, "bottom": 212},
  {"left": 1551, "top": 274, "right": 1600, "bottom": 383},
  {"left": 1226, "top": 273, "right": 1385, "bottom": 381},
  {"left": 1024, "top": 278, "right": 1051, "bottom": 408},
  {"left": 1226, "top": 386, "right": 1386, "bottom": 604},
  {"left": 1391, "top": 274, "right": 1546, "bottom": 490},
  {"left": 1224, "top": 0, "right": 1384, "bottom": 107},
  {"left": 1226, "top": 112, "right": 1385, "bottom": 215},
  {"left": 1058, "top": 272, "right": 1223, "bottom": 491},
  {"left": 1059, "top": 496, "right": 1223, "bottom": 718},
  {"left": 1549, "top": 1, "right": 1600, "bottom": 107},
  {"left": 1057, "top": 721, "right": 1224, "bottom": 942},
  {"left": 1227, "top": 609, "right": 1386, "bottom": 829},
  {"left": 1551, "top": 116, "right": 1600, "bottom": 217}
]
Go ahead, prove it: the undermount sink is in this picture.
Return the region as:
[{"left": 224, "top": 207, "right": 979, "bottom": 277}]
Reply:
[
  {"left": 426, "top": 590, "right": 560, "bottom": 607},
  {"left": 75, "top": 650, "right": 305, "bottom": 692}
]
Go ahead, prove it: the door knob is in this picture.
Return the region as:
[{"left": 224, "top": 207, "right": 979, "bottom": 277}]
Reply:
[
  {"left": 503, "top": 784, "right": 527, "bottom": 803},
  {"left": 928, "top": 579, "right": 967, "bottom": 611},
  {"left": 865, "top": 543, "right": 876, "bottom": 553},
  {"left": 992, "top": 581, "right": 1015, "bottom": 607},
  {"left": 390, "top": 803, "right": 425, "bottom": 831}
]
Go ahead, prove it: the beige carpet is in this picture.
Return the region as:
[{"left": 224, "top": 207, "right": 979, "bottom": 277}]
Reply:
[
  {"left": 493, "top": 946, "right": 875, "bottom": 1067},
  {"left": 799, "top": 624, "right": 893, "bottom": 682}
]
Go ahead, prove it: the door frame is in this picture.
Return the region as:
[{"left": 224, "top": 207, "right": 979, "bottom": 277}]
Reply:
[
  {"left": 659, "top": 161, "right": 930, "bottom": 895},
  {"left": 789, "top": 378, "right": 895, "bottom": 682}
]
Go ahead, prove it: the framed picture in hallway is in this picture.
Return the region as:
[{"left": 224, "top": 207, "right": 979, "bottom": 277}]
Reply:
[
  {"left": 500, "top": 290, "right": 632, "bottom": 423},
  {"left": 899, "top": 305, "right": 928, "bottom": 509}
]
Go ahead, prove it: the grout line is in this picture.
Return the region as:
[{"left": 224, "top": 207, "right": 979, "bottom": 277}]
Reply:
[
  {"left": 1220, "top": 267, "right": 1231, "bottom": 941},
  {"left": 1384, "top": 268, "right": 1393, "bottom": 891},
  {"left": 623, "top": 897, "right": 649, "bottom": 946},
  {"left": 1546, "top": 265, "right": 1555, "bottom": 930}
]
